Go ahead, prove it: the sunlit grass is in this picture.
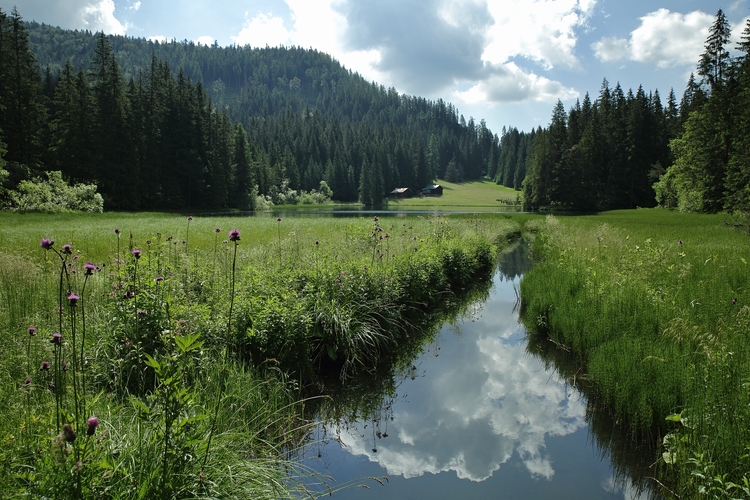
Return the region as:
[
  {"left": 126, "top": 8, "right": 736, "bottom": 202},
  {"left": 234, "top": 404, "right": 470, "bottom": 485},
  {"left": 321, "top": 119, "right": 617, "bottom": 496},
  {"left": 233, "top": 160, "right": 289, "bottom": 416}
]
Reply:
[
  {"left": 519, "top": 209, "right": 750, "bottom": 498},
  {"left": 0, "top": 210, "right": 516, "bottom": 497}
]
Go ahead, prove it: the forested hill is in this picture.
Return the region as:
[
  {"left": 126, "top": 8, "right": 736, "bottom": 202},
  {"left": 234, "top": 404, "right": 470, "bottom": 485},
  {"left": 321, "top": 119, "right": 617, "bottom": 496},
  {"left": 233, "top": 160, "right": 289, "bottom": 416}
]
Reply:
[{"left": 0, "top": 9, "right": 500, "bottom": 210}]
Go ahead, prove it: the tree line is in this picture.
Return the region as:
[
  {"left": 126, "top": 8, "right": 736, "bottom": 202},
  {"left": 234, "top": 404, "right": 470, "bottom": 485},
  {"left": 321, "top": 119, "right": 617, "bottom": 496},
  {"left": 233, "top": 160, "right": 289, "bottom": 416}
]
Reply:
[
  {"left": 521, "top": 9, "right": 750, "bottom": 213},
  {"left": 654, "top": 10, "right": 750, "bottom": 214},
  {"left": 0, "top": 8, "right": 502, "bottom": 210}
]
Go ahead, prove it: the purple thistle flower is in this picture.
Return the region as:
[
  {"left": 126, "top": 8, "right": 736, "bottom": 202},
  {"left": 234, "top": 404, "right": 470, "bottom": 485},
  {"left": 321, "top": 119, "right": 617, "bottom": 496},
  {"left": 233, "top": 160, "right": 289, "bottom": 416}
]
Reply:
[
  {"left": 73, "top": 254, "right": 79, "bottom": 260},
  {"left": 188, "top": 216, "right": 193, "bottom": 221},
  {"left": 114, "top": 228, "right": 120, "bottom": 235},
  {"left": 50, "top": 333, "right": 62, "bottom": 344},
  {"left": 678, "top": 240, "right": 683, "bottom": 245},
  {"left": 67, "top": 293, "right": 80, "bottom": 307},
  {"left": 62, "top": 244, "right": 72, "bottom": 255},
  {"left": 23, "top": 377, "right": 32, "bottom": 386},
  {"left": 155, "top": 276, "right": 165, "bottom": 282},
  {"left": 61, "top": 361, "right": 68, "bottom": 372},
  {"left": 733, "top": 298, "right": 737, "bottom": 305},
  {"left": 215, "top": 227, "right": 221, "bottom": 233},
  {"left": 277, "top": 217, "right": 282, "bottom": 222},
  {"left": 132, "top": 249, "right": 141, "bottom": 259},
  {"left": 40, "top": 361, "right": 50, "bottom": 371},
  {"left": 124, "top": 291, "right": 135, "bottom": 299},
  {"left": 373, "top": 217, "right": 379, "bottom": 222},
  {"left": 228, "top": 229, "right": 241, "bottom": 241},
  {"left": 28, "top": 326, "right": 36, "bottom": 336},
  {"left": 40, "top": 238, "right": 54, "bottom": 250},
  {"left": 315, "top": 240, "right": 319, "bottom": 245},
  {"left": 137, "top": 310, "right": 147, "bottom": 316},
  {"left": 86, "top": 417, "right": 100, "bottom": 436},
  {"left": 84, "top": 262, "right": 96, "bottom": 275}
]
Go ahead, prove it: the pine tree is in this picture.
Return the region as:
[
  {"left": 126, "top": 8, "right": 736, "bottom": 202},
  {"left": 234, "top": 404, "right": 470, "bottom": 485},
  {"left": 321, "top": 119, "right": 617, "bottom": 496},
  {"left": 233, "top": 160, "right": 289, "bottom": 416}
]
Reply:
[{"left": 698, "top": 10, "right": 731, "bottom": 92}]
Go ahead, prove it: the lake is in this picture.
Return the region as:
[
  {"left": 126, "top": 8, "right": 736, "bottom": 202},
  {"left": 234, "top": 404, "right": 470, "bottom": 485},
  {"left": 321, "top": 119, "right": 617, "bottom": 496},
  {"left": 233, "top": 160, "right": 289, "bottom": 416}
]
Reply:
[{"left": 301, "top": 241, "right": 657, "bottom": 499}]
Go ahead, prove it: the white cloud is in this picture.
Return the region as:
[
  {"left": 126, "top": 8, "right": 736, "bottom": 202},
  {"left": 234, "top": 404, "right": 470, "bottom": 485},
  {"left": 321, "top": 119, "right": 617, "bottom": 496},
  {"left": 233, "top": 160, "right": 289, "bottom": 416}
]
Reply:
[
  {"left": 82, "top": 0, "right": 127, "bottom": 35},
  {"left": 195, "top": 35, "right": 214, "bottom": 46},
  {"left": 482, "top": 0, "right": 597, "bottom": 70},
  {"left": 130, "top": 1, "right": 141, "bottom": 11},
  {"left": 592, "top": 9, "right": 713, "bottom": 68},
  {"left": 147, "top": 35, "right": 167, "bottom": 43},
  {"left": 232, "top": 12, "right": 290, "bottom": 47},
  {"left": 453, "top": 63, "right": 578, "bottom": 105}
]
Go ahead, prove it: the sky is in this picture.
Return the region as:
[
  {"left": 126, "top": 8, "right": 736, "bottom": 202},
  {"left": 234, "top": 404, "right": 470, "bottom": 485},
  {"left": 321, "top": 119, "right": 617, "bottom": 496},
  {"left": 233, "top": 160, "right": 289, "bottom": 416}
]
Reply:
[{"left": 5, "top": 0, "right": 749, "bottom": 134}]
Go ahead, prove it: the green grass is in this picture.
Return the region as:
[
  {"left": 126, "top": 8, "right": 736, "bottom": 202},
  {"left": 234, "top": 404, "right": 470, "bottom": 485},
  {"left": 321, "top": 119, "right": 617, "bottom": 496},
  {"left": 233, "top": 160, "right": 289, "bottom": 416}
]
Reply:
[
  {"left": 0, "top": 210, "right": 516, "bottom": 498},
  {"left": 386, "top": 178, "right": 521, "bottom": 208},
  {"left": 519, "top": 209, "right": 750, "bottom": 498}
]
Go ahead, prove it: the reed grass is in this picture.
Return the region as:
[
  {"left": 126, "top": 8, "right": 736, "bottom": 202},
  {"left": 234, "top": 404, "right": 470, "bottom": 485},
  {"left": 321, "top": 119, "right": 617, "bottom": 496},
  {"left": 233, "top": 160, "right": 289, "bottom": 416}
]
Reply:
[
  {"left": 0, "top": 211, "right": 515, "bottom": 498},
  {"left": 519, "top": 209, "right": 750, "bottom": 498}
]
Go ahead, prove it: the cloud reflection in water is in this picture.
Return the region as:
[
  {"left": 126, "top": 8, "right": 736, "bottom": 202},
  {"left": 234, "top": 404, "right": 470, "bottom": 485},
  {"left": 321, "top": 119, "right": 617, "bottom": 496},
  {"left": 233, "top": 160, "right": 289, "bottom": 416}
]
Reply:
[{"left": 330, "top": 275, "right": 587, "bottom": 482}]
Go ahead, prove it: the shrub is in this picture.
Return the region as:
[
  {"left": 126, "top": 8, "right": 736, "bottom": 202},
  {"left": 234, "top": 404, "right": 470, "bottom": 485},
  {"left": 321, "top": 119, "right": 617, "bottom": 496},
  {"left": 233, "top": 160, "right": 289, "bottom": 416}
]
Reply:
[{"left": 6, "top": 171, "right": 103, "bottom": 213}]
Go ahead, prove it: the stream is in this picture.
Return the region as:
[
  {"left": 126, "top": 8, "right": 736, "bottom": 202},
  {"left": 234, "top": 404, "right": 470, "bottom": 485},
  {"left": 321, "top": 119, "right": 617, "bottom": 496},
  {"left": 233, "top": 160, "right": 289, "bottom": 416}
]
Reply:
[{"left": 302, "top": 241, "right": 656, "bottom": 499}]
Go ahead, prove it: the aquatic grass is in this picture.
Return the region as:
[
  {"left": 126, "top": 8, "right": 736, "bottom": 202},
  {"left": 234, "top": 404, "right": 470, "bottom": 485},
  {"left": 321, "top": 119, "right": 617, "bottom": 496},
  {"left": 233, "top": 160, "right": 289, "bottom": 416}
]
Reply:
[{"left": 519, "top": 210, "right": 750, "bottom": 497}]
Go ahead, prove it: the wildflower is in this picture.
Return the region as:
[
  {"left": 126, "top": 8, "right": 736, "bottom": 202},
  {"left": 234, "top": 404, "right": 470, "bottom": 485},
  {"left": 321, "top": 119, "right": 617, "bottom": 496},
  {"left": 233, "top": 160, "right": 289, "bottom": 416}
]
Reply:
[
  {"left": 733, "top": 298, "right": 737, "bottom": 305},
  {"left": 315, "top": 240, "right": 319, "bottom": 245},
  {"left": 67, "top": 293, "right": 80, "bottom": 307},
  {"left": 228, "top": 229, "right": 241, "bottom": 241},
  {"left": 62, "top": 424, "right": 76, "bottom": 443},
  {"left": 137, "top": 310, "right": 147, "bottom": 316},
  {"left": 73, "top": 254, "right": 79, "bottom": 260},
  {"left": 132, "top": 249, "right": 141, "bottom": 260},
  {"left": 86, "top": 417, "right": 100, "bottom": 436},
  {"left": 28, "top": 326, "right": 36, "bottom": 336},
  {"left": 62, "top": 244, "right": 72, "bottom": 254},
  {"left": 277, "top": 217, "right": 282, "bottom": 222},
  {"left": 373, "top": 217, "right": 379, "bottom": 222},
  {"left": 678, "top": 240, "right": 683, "bottom": 245},
  {"left": 50, "top": 333, "right": 62, "bottom": 344},
  {"left": 84, "top": 262, "right": 96, "bottom": 275},
  {"left": 40, "top": 238, "right": 54, "bottom": 250},
  {"left": 124, "top": 291, "right": 135, "bottom": 299},
  {"left": 188, "top": 216, "right": 193, "bottom": 221},
  {"left": 61, "top": 361, "right": 68, "bottom": 372},
  {"left": 114, "top": 228, "right": 120, "bottom": 235},
  {"left": 40, "top": 361, "right": 50, "bottom": 371},
  {"left": 155, "top": 276, "right": 165, "bottom": 282},
  {"left": 215, "top": 227, "right": 221, "bottom": 233},
  {"left": 23, "top": 377, "right": 31, "bottom": 386}
]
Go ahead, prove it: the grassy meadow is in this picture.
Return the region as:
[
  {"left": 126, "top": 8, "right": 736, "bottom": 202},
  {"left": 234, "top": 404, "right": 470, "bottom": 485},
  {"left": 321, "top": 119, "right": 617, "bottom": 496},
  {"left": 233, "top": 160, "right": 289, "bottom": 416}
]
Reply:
[
  {"left": 385, "top": 178, "right": 521, "bottom": 208},
  {"left": 0, "top": 210, "right": 518, "bottom": 498},
  {"left": 519, "top": 209, "right": 750, "bottom": 498}
]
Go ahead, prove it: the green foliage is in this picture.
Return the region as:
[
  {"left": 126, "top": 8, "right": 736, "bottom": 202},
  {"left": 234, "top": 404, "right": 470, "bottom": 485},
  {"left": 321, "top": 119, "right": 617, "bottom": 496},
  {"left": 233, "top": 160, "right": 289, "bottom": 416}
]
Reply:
[
  {"left": 520, "top": 211, "right": 750, "bottom": 498},
  {"left": 0, "top": 211, "right": 505, "bottom": 497},
  {"left": 6, "top": 170, "right": 103, "bottom": 213}
]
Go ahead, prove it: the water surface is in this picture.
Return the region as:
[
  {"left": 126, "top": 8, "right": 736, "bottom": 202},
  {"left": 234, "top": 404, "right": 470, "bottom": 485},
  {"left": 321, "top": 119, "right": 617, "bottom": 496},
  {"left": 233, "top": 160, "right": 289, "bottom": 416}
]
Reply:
[{"left": 304, "top": 243, "right": 653, "bottom": 499}]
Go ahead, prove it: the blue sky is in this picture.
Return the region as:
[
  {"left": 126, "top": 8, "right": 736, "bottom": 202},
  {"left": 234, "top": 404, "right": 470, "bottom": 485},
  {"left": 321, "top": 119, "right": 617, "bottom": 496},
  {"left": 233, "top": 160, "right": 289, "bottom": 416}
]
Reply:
[{"left": 5, "top": 0, "right": 748, "bottom": 134}]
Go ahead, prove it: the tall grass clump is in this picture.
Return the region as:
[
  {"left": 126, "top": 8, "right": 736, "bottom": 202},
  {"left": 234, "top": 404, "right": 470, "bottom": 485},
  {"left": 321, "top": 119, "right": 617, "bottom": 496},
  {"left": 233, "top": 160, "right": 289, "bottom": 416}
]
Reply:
[
  {"left": 519, "top": 210, "right": 750, "bottom": 498},
  {"left": 0, "top": 211, "right": 509, "bottom": 498}
]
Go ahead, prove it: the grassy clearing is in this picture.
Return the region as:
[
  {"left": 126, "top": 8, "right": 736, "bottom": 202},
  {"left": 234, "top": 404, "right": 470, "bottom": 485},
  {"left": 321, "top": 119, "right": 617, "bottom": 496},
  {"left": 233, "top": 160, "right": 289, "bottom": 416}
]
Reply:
[
  {"left": 386, "top": 178, "right": 521, "bottom": 208},
  {"left": 519, "top": 209, "right": 750, "bottom": 498},
  {"left": 0, "top": 211, "right": 518, "bottom": 498}
]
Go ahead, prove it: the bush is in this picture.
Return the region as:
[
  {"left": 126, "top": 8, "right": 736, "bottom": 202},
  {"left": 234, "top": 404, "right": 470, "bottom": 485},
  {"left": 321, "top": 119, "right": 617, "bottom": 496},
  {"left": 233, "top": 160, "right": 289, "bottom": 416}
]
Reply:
[{"left": 6, "top": 171, "right": 103, "bottom": 213}]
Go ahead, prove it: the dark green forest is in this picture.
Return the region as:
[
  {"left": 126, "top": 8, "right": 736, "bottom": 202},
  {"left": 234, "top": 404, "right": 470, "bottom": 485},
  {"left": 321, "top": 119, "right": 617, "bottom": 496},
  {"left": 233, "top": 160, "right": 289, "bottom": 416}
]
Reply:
[
  {"left": 0, "top": 7, "right": 499, "bottom": 210},
  {"left": 3, "top": 7, "right": 748, "bottom": 213},
  {"left": 520, "top": 9, "right": 750, "bottom": 213}
]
